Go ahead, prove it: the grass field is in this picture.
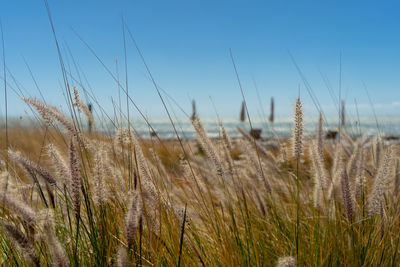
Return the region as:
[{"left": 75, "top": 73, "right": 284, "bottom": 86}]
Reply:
[{"left": 0, "top": 91, "right": 399, "bottom": 266}]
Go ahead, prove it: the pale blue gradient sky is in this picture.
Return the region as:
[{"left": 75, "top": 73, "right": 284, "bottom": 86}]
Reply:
[{"left": 1, "top": 0, "right": 400, "bottom": 119}]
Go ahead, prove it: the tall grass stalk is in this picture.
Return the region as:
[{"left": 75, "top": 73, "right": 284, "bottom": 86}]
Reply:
[{"left": 292, "top": 97, "right": 303, "bottom": 263}]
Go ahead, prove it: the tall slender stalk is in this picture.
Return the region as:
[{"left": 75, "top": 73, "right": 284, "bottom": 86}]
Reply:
[{"left": 292, "top": 97, "right": 303, "bottom": 263}]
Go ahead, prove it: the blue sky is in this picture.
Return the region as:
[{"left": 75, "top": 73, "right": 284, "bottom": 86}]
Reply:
[{"left": 1, "top": 0, "right": 400, "bottom": 119}]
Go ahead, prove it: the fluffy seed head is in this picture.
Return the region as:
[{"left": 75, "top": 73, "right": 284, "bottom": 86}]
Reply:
[
  {"left": 93, "top": 150, "right": 107, "bottom": 206},
  {"left": 292, "top": 97, "right": 303, "bottom": 159},
  {"left": 8, "top": 149, "right": 58, "bottom": 186},
  {"left": 341, "top": 168, "right": 354, "bottom": 220},
  {"left": 368, "top": 147, "right": 394, "bottom": 216},
  {"left": 42, "top": 212, "right": 69, "bottom": 267},
  {"left": 126, "top": 192, "right": 142, "bottom": 250},
  {"left": 277, "top": 256, "right": 296, "bottom": 267},
  {"left": 2, "top": 222, "right": 40, "bottom": 265},
  {"left": 21, "top": 97, "right": 76, "bottom": 134},
  {"left": 192, "top": 115, "right": 226, "bottom": 178},
  {"left": 117, "top": 246, "right": 129, "bottom": 267},
  {"left": 46, "top": 144, "right": 71, "bottom": 190},
  {"left": 0, "top": 191, "right": 37, "bottom": 224},
  {"left": 73, "top": 88, "right": 95, "bottom": 129}
]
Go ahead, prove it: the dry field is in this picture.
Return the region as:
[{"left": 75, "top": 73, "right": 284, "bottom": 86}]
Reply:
[{"left": 0, "top": 93, "right": 399, "bottom": 266}]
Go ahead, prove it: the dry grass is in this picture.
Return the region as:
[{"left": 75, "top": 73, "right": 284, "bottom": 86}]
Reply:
[{"left": 0, "top": 95, "right": 400, "bottom": 267}]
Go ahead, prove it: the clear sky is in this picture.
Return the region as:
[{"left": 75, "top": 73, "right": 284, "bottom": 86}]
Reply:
[{"left": 1, "top": 0, "right": 400, "bottom": 119}]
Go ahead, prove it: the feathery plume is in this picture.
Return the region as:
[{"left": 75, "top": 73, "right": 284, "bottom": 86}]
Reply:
[
  {"left": 311, "top": 141, "right": 330, "bottom": 189},
  {"left": 292, "top": 97, "right": 303, "bottom": 159},
  {"left": 130, "top": 133, "right": 160, "bottom": 230},
  {"left": 2, "top": 222, "right": 40, "bottom": 266},
  {"left": 0, "top": 191, "right": 37, "bottom": 224},
  {"left": 368, "top": 147, "right": 393, "bottom": 216},
  {"left": 346, "top": 142, "right": 363, "bottom": 200},
  {"left": 8, "top": 149, "right": 58, "bottom": 186},
  {"left": 46, "top": 144, "right": 71, "bottom": 190},
  {"left": 220, "top": 138, "right": 234, "bottom": 176},
  {"left": 130, "top": 134, "right": 158, "bottom": 196},
  {"left": 347, "top": 142, "right": 361, "bottom": 180},
  {"left": 220, "top": 122, "right": 232, "bottom": 151},
  {"left": 43, "top": 213, "right": 69, "bottom": 267},
  {"left": 69, "top": 140, "right": 81, "bottom": 219},
  {"left": 276, "top": 256, "right": 296, "bottom": 267},
  {"left": 73, "top": 88, "right": 95, "bottom": 129},
  {"left": 372, "top": 136, "right": 383, "bottom": 169},
  {"left": 126, "top": 192, "right": 142, "bottom": 250},
  {"left": 192, "top": 115, "right": 226, "bottom": 178},
  {"left": 117, "top": 246, "right": 129, "bottom": 267},
  {"left": 180, "top": 156, "right": 193, "bottom": 179},
  {"left": 93, "top": 150, "right": 107, "bottom": 206},
  {"left": 21, "top": 97, "right": 76, "bottom": 134},
  {"left": 311, "top": 143, "right": 323, "bottom": 208},
  {"left": 114, "top": 127, "right": 133, "bottom": 146},
  {"left": 353, "top": 147, "right": 365, "bottom": 200},
  {"left": 341, "top": 168, "right": 354, "bottom": 220},
  {"left": 328, "top": 145, "right": 343, "bottom": 200}
]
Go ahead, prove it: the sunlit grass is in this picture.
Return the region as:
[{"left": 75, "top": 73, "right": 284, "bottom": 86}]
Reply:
[{"left": 0, "top": 92, "right": 399, "bottom": 267}]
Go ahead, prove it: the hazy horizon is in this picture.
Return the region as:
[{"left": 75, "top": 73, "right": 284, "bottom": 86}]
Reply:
[{"left": 1, "top": 0, "right": 400, "bottom": 119}]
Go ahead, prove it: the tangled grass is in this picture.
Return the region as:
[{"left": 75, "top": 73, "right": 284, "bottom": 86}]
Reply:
[{"left": 0, "top": 94, "right": 399, "bottom": 266}]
